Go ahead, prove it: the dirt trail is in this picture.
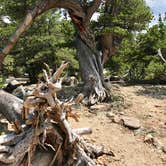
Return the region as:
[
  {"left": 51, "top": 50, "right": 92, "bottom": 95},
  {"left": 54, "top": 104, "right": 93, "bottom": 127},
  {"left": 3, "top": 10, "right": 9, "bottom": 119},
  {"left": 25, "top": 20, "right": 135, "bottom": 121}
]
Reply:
[{"left": 71, "top": 85, "right": 166, "bottom": 166}]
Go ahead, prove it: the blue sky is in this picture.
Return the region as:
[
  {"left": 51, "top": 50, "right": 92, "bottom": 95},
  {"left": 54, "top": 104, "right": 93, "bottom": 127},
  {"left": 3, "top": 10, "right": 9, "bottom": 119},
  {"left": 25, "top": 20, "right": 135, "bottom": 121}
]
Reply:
[
  {"left": 146, "top": 0, "right": 166, "bottom": 14},
  {"left": 145, "top": 0, "right": 166, "bottom": 26}
]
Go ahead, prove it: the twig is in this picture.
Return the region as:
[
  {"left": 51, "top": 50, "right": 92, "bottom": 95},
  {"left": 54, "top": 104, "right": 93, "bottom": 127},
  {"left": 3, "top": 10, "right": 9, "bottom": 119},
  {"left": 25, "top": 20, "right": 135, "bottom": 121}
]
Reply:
[
  {"left": 49, "top": 143, "right": 62, "bottom": 166},
  {"left": 157, "top": 48, "right": 166, "bottom": 63},
  {"left": 44, "top": 63, "right": 52, "bottom": 78},
  {"left": 53, "top": 62, "right": 69, "bottom": 82}
]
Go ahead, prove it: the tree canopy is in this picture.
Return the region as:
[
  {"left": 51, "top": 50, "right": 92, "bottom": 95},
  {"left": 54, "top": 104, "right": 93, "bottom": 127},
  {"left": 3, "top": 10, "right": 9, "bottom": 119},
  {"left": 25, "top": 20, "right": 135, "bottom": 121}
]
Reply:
[
  {"left": 0, "top": 0, "right": 165, "bottom": 90},
  {"left": 106, "top": 15, "right": 166, "bottom": 82}
]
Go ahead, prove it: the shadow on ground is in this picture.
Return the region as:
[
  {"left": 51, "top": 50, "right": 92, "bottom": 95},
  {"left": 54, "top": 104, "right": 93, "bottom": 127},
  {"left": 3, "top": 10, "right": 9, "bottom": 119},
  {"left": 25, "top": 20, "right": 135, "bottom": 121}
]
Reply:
[{"left": 135, "top": 85, "right": 166, "bottom": 99}]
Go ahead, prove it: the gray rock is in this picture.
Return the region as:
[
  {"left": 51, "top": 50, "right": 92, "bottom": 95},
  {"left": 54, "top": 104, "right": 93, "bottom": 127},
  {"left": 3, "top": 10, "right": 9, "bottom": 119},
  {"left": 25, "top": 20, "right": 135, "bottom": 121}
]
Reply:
[
  {"left": 122, "top": 117, "right": 141, "bottom": 129},
  {"left": 91, "top": 103, "right": 111, "bottom": 111}
]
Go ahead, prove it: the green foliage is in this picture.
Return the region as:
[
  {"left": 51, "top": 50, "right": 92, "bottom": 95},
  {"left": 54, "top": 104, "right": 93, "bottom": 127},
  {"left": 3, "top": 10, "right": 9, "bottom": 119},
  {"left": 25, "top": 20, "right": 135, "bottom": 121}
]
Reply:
[
  {"left": 97, "top": 0, "right": 152, "bottom": 36},
  {"left": 145, "top": 61, "right": 166, "bottom": 80},
  {"left": 0, "top": 0, "right": 165, "bottom": 84},
  {"left": 106, "top": 16, "right": 166, "bottom": 82},
  {"left": 0, "top": 2, "right": 78, "bottom": 82},
  {"left": 0, "top": 76, "right": 6, "bottom": 88}
]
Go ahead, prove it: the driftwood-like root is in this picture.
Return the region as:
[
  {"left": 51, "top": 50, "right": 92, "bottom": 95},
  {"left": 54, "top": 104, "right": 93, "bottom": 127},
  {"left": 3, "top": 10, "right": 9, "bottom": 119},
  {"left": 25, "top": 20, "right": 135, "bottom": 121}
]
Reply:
[{"left": 0, "top": 63, "right": 113, "bottom": 166}]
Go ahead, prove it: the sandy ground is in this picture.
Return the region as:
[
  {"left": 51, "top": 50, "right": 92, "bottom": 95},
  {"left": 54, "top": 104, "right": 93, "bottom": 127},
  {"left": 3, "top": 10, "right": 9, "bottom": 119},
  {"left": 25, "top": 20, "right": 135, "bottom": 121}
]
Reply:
[{"left": 70, "top": 84, "right": 166, "bottom": 166}]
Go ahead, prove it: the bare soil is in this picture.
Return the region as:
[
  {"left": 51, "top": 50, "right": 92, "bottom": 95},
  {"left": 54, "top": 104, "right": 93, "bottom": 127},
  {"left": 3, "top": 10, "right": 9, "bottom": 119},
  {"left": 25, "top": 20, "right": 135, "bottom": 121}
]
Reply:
[{"left": 70, "top": 84, "right": 166, "bottom": 166}]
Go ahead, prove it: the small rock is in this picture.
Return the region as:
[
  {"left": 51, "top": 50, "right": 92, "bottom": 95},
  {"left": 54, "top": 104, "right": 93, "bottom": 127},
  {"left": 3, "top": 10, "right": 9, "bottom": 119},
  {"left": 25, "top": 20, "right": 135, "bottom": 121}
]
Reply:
[
  {"left": 119, "top": 111, "right": 125, "bottom": 115},
  {"left": 90, "top": 103, "right": 111, "bottom": 111},
  {"left": 147, "top": 112, "right": 154, "bottom": 118},
  {"left": 152, "top": 138, "right": 162, "bottom": 150},
  {"left": 144, "top": 134, "right": 153, "bottom": 143},
  {"left": 106, "top": 112, "right": 115, "bottom": 118},
  {"left": 161, "top": 156, "right": 166, "bottom": 162},
  {"left": 122, "top": 117, "right": 141, "bottom": 129},
  {"left": 162, "top": 146, "right": 166, "bottom": 153},
  {"left": 112, "top": 116, "right": 122, "bottom": 124},
  {"left": 106, "top": 113, "right": 122, "bottom": 124}
]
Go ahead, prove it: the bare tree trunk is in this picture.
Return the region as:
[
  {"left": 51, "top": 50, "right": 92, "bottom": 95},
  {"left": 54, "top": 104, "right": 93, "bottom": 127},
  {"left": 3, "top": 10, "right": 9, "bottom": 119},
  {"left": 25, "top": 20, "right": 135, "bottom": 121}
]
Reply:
[
  {"left": 69, "top": 6, "right": 108, "bottom": 103},
  {"left": 76, "top": 34, "right": 106, "bottom": 104},
  {"left": 0, "top": 0, "right": 106, "bottom": 103},
  {"left": 100, "top": 33, "right": 117, "bottom": 65}
]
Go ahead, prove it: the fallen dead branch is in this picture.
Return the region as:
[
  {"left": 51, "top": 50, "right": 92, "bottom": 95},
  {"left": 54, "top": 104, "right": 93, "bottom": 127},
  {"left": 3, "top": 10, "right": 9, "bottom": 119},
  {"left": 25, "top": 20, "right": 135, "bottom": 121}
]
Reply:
[{"left": 0, "top": 62, "right": 113, "bottom": 166}]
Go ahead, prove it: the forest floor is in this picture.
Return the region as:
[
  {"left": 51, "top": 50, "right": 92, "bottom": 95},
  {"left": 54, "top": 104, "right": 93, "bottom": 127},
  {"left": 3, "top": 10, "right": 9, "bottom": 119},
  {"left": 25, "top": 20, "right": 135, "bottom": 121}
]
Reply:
[
  {"left": 70, "top": 84, "right": 166, "bottom": 166},
  {"left": 0, "top": 84, "right": 165, "bottom": 166}
]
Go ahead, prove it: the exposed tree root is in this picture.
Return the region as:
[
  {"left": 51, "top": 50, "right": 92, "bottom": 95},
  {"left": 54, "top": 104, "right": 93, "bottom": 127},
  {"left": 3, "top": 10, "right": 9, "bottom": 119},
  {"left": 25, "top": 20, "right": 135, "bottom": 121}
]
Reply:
[{"left": 0, "top": 63, "right": 113, "bottom": 166}]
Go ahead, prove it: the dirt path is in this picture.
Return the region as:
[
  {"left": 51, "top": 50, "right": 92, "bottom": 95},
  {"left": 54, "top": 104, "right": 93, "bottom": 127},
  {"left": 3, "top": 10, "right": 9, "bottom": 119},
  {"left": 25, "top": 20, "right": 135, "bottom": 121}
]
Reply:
[{"left": 71, "top": 85, "right": 166, "bottom": 166}]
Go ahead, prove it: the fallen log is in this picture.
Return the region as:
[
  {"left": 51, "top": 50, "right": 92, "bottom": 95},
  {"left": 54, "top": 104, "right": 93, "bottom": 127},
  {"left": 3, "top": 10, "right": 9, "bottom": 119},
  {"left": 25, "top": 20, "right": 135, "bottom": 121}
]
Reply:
[
  {"left": 0, "top": 62, "right": 113, "bottom": 166},
  {"left": 0, "top": 90, "right": 23, "bottom": 133}
]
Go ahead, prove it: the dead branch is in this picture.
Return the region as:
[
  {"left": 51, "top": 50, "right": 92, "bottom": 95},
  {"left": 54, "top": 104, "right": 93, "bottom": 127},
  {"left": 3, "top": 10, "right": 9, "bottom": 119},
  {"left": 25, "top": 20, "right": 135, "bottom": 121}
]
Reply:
[
  {"left": 0, "top": 63, "right": 112, "bottom": 165},
  {"left": 0, "top": 0, "right": 55, "bottom": 68},
  {"left": 85, "top": 0, "right": 102, "bottom": 24},
  {"left": 53, "top": 62, "right": 69, "bottom": 82},
  {"left": 157, "top": 48, "right": 166, "bottom": 63},
  {"left": 72, "top": 128, "right": 92, "bottom": 136}
]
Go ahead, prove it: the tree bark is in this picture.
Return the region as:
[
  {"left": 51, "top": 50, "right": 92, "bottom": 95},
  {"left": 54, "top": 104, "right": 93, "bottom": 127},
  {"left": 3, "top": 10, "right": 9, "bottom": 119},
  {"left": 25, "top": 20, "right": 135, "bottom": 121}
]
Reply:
[
  {"left": 0, "top": 63, "right": 113, "bottom": 166},
  {"left": 0, "top": 0, "right": 107, "bottom": 103},
  {"left": 68, "top": 1, "right": 107, "bottom": 104},
  {"left": 0, "top": 90, "right": 23, "bottom": 133},
  {"left": 100, "top": 33, "right": 117, "bottom": 65},
  {"left": 76, "top": 34, "right": 106, "bottom": 104}
]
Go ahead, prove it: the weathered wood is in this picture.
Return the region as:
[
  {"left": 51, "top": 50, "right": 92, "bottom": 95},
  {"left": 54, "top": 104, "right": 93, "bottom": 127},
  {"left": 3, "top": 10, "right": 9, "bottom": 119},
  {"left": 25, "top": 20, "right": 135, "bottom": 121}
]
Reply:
[
  {"left": 76, "top": 35, "right": 106, "bottom": 104},
  {"left": 0, "top": 90, "right": 23, "bottom": 133},
  {"left": 100, "top": 33, "right": 116, "bottom": 65},
  {"left": 0, "top": 145, "right": 11, "bottom": 153},
  {"left": 0, "top": 0, "right": 107, "bottom": 104},
  {"left": 0, "top": 132, "right": 25, "bottom": 146},
  {"left": 157, "top": 48, "right": 166, "bottom": 63},
  {"left": 52, "top": 62, "right": 69, "bottom": 82},
  {"left": 72, "top": 128, "right": 92, "bottom": 135},
  {"left": 0, "top": 63, "right": 112, "bottom": 165}
]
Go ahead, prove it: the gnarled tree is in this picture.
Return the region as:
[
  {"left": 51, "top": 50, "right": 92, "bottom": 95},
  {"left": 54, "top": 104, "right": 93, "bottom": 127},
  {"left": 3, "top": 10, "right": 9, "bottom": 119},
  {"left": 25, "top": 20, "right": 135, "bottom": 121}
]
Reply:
[{"left": 0, "top": 0, "right": 106, "bottom": 104}]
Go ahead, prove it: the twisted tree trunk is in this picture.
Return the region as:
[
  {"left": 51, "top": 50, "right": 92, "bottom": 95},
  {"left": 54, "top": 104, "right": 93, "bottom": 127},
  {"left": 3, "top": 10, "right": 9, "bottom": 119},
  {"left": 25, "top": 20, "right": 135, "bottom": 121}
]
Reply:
[
  {"left": 0, "top": 0, "right": 107, "bottom": 103},
  {"left": 76, "top": 33, "right": 106, "bottom": 104}
]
